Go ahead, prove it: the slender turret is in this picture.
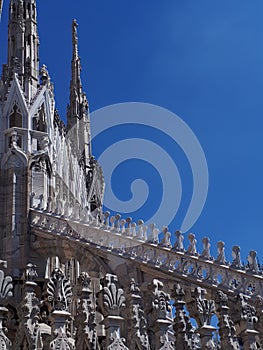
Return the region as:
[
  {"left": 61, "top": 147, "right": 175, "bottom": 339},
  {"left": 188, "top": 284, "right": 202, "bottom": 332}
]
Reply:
[
  {"left": 3, "top": 0, "right": 39, "bottom": 100},
  {"left": 67, "top": 19, "right": 91, "bottom": 166}
]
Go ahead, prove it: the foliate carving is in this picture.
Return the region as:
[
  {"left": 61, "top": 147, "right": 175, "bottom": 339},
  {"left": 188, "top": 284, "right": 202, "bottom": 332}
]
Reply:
[
  {"left": 215, "top": 291, "right": 240, "bottom": 350},
  {"left": 187, "top": 287, "right": 215, "bottom": 328},
  {"left": 126, "top": 279, "right": 150, "bottom": 350},
  {"left": 0, "top": 270, "right": 13, "bottom": 302},
  {"left": 97, "top": 274, "right": 125, "bottom": 317},
  {"left": 107, "top": 330, "right": 129, "bottom": 350},
  {"left": 187, "top": 287, "right": 216, "bottom": 350},
  {"left": 47, "top": 268, "right": 72, "bottom": 312}
]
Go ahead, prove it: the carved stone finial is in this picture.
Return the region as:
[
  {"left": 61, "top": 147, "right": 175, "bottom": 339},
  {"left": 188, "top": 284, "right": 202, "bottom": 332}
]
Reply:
[
  {"left": 160, "top": 226, "right": 172, "bottom": 248},
  {"left": 78, "top": 271, "right": 91, "bottom": 291},
  {"left": 231, "top": 246, "right": 243, "bottom": 269},
  {"left": 247, "top": 250, "right": 259, "bottom": 274},
  {"left": 187, "top": 287, "right": 215, "bottom": 328},
  {"left": 216, "top": 241, "right": 227, "bottom": 264},
  {"left": 187, "top": 233, "right": 197, "bottom": 255},
  {"left": 97, "top": 274, "right": 125, "bottom": 317},
  {"left": 23, "top": 263, "right": 38, "bottom": 282},
  {"left": 201, "top": 236, "right": 212, "bottom": 259},
  {"left": 173, "top": 230, "right": 184, "bottom": 251},
  {"left": 39, "top": 64, "right": 50, "bottom": 86},
  {"left": 47, "top": 268, "right": 72, "bottom": 312}
]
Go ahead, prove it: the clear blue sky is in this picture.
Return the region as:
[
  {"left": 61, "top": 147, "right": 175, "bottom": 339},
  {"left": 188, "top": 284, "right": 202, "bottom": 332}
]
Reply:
[{"left": 1, "top": 0, "right": 263, "bottom": 262}]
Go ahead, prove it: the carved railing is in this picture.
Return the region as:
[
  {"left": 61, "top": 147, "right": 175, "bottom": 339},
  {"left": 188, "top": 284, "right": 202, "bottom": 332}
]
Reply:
[
  {"left": 30, "top": 206, "right": 263, "bottom": 298},
  {"left": 2, "top": 257, "right": 263, "bottom": 349}
]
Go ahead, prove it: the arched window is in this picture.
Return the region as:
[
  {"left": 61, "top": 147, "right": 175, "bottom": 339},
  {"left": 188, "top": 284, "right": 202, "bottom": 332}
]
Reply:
[{"left": 9, "top": 105, "right": 22, "bottom": 128}]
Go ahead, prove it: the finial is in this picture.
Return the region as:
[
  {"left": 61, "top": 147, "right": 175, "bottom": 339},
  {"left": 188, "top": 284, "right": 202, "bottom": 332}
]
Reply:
[{"left": 72, "top": 18, "right": 79, "bottom": 56}]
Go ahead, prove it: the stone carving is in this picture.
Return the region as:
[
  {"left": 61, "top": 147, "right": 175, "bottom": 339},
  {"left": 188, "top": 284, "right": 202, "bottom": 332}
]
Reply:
[
  {"left": 187, "top": 233, "right": 197, "bottom": 255},
  {"left": 75, "top": 272, "right": 99, "bottom": 349},
  {"left": 231, "top": 293, "right": 259, "bottom": 349},
  {"left": 173, "top": 230, "right": 184, "bottom": 251},
  {"left": 0, "top": 270, "right": 13, "bottom": 301},
  {"left": 97, "top": 274, "right": 125, "bottom": 317},
  {"left": 172, "top": 283, "right": 199, "bottom": 350},
  {"left": 215, "top": 291, "right": 240, "bottom": 350},
  {"left": 126, "top": 279, "right": 150, "bottom": 350},
  {"left": 145, "top": 279, "right": 172, "bottom": 349},
  {"left": 231, "top": 246, "right": 243, "bottom": 269},
  {"left": 14, "top": 263, "right": 47, "bottom": 349},
  {"left": 0, "top": 265, "right": 13, "bottom": 350},
  {"left": 201, "top": 237, "right": 212, "bottom": 259},
  {"left": 47, "top": 268, "right": 75, "bottom": 349},
  {"left": 215, "top": 241, "right": 227, "bottom": 264},
  {"left": 97, "top": 274, "right": 127, "bottom": 348},
  {"left": 187, "top": 287, "right": 216, "bottom": 349},
  {"left": 47, "top": 268, "right": 72, "bottom": 312},
  {"left": 247, "top": 251, "right": 259, "bottom": 275},
  {"left": 107, "top": 330, "right": 129, "bottom": 350}
]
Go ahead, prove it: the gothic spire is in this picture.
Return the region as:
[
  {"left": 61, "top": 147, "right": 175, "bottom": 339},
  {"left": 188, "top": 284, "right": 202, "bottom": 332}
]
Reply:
[
  {"left": 4, "top": 0, "right": 39, "bottom": 100},
  {"left": 68, "top": 19, "right": 89, "bottom": 128}
]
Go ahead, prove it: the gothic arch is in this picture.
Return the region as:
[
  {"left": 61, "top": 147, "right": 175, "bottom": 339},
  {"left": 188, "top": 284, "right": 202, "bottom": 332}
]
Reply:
[{"left": 1, "top": 147, "right": 28, "bottom": 170}]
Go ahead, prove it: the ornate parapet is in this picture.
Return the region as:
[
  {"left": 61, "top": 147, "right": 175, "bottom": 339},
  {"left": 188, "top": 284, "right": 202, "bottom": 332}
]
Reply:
[{"left": 30, "top": 208, "right": 263, "bottom": 298}]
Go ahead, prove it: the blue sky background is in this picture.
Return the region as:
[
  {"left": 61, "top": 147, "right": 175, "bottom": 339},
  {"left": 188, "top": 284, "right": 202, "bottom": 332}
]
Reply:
[{"left": 1, "top": 0, "right": 263, "bottom": 262}]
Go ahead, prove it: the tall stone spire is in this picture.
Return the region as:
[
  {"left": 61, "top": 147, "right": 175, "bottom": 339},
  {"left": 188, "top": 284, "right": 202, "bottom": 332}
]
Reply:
[
  {"left": 67, "top": 19, "right": 91, "bottom": 166},
  {"left": 4, "top": 0, "right": 39, "bottom": 100},
  {"left": 68, "top": 19, "right": 89, "bottom": 125}
]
